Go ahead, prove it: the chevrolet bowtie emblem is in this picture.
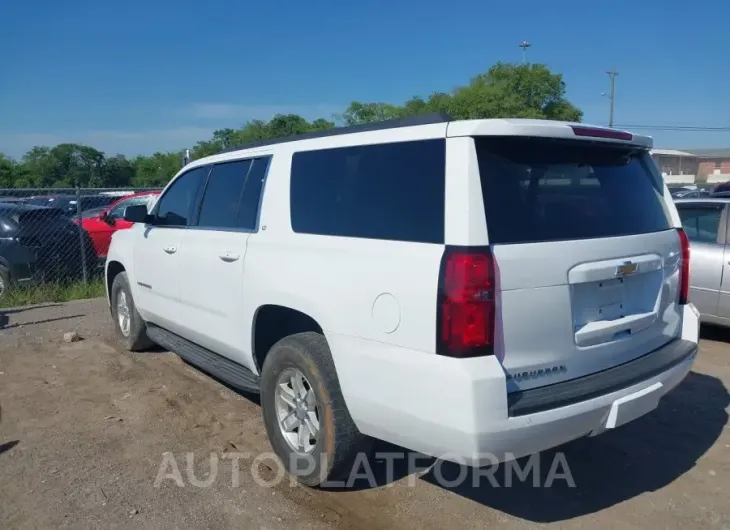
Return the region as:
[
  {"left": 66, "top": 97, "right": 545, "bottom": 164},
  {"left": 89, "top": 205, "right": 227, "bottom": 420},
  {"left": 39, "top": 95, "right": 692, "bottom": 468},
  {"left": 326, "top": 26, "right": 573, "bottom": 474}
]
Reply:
[{"left": 615, "top": 261, "right": 638, "bottom": 277}]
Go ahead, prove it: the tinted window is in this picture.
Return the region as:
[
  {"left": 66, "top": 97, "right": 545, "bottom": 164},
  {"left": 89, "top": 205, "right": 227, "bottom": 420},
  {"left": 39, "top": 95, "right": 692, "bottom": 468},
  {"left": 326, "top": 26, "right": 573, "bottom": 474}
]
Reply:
[
  {"left": 475, "top": 137, "right": 672, "bottom": 245},
  {"left": 197, "top": 160, "right": 252, "bottom": 228},
  {"left": 236, "top": 157, "right": 270, "bottom": 230},
  {"left": 108, "top": 195, "right": 156, "bottom": 221},
  {"left": 83, "top": 196, "right": 116, "bottom": 210},
  {"left": 290, "top": 140, "right": 445, "bottom": 243},
  {"left": 677, "top": 205, "right": 723, "bottom": 244},
  {"left": 155, "top": 167, "right": 207, "bottom": 226}
]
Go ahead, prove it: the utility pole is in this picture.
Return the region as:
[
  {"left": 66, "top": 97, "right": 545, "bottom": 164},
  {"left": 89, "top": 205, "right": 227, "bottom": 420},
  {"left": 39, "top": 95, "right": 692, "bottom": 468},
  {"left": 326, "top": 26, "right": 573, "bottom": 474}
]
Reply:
[
  {"left": 606, "top": 68, "right": 618, "bottom": 127},
  {"left": 519, "top": 41, "right": 531, "bottom": 64}
]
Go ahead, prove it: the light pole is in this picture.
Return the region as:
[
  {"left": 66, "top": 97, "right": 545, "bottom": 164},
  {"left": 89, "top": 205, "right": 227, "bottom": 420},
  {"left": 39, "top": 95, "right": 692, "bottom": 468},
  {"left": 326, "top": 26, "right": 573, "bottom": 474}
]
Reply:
[
  {"left": 519, "top": 40, "right": 531, "bottom": 64},
  {"left": 602, "top": 68, "right": 619, "bottom": 127}
]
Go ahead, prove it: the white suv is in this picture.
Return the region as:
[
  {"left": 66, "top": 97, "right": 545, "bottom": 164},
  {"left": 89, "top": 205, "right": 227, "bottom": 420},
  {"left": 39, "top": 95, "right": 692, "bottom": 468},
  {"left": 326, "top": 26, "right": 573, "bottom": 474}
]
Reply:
[{"left": 106, "top": 115, "right": 700, "bottom": 487}]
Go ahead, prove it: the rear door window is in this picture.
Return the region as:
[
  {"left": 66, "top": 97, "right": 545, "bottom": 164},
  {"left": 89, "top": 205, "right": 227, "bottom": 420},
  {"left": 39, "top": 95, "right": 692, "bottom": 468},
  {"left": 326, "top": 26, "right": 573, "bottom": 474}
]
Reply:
[
  {"left": 290, "top": 139, "right": 445, "bottom": 243},
  {"left": 475, "top": 137, "right": 672, "bottom": 244},
  {"left": 236, "top": 157, "right": 270, "bottom": 230}
]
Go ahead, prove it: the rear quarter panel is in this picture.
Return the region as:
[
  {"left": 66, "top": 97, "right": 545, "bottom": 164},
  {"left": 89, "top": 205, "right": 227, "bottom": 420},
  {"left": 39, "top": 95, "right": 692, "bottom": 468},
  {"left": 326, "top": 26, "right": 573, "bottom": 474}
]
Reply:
[{"left": 240, "top": 147, "right": 445, "bottom": 369}]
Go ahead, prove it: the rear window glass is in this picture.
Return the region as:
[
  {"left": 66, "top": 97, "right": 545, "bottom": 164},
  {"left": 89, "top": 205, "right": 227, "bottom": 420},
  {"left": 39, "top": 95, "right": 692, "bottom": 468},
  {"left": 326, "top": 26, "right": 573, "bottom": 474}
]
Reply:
[{"left": 475, "top": 137, "right": 672, "bottom": 245}]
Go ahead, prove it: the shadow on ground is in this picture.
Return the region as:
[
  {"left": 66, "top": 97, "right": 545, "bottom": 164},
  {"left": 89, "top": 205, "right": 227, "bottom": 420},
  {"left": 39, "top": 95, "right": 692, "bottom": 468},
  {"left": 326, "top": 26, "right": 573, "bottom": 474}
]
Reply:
[
  {"left": 700, "top": 323, "right": 730, "bottom": 343},
  {"left": 0, "top": 303, "right": 65, "bottom": 329},
  {"left": 419, "top": 371, "right": 728, "bottom": 522},
  {"left": 0, "top": 440, "right": 19, "bottom": 456},
  {"left": 1, "top": 314, "right": 87, "bottom": 330}
]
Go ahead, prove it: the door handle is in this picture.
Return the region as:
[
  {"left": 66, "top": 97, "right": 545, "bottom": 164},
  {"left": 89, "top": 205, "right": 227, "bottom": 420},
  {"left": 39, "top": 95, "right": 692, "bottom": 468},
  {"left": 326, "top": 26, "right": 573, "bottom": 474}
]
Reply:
[
  {"left": 163, "top": 246, "right": 177, "bottom": 254},
  {"left": 219, "top": 251, "right": 240, "bottom": 262}
]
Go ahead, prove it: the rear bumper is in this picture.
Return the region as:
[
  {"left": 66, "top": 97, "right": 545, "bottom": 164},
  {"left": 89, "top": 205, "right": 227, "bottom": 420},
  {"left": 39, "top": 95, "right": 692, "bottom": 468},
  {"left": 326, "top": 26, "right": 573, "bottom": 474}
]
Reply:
[
  {"left": 507, "top": 337, "right": 696, "bottom": 417},
  {"left": 329, "top": 303, "right": 700, "bottom": 466}
]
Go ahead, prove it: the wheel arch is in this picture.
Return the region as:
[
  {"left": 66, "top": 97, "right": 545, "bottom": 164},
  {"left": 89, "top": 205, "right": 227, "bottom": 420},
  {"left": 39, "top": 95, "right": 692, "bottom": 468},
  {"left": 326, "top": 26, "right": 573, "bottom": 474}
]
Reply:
[
  {"left": 251, "top": 303, "right": 327, "bottom": 374},
  {"left": 105, "top": 260, "right": 126, "bottom": 304}
]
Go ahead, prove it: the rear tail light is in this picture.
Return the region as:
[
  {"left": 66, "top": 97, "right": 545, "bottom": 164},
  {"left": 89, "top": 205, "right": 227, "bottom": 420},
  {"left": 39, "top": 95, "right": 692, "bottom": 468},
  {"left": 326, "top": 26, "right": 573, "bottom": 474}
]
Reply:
[
  {"left": 437, "top": 246, "right": 496, "bottom": 357},
  {"left": 677, "top": 228, "right": 690, "bottom": 305}
]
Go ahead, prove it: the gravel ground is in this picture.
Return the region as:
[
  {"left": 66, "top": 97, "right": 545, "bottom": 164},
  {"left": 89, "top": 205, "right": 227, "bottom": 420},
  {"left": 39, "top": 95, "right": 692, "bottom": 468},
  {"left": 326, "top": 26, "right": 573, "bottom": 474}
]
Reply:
[{"left": 0, "top": 298, "right": 729, "bottom": 529}]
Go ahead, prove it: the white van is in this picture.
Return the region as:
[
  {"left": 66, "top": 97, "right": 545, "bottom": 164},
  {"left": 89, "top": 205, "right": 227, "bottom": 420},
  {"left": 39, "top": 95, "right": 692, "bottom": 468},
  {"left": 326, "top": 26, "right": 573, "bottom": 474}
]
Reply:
[{"left": 106, "top": 114, "right": 699, "bottom": 486}]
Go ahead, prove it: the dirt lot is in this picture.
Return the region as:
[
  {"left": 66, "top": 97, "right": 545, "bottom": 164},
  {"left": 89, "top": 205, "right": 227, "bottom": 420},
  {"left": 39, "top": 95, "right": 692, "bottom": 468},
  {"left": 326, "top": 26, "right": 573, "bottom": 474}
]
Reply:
[{"left": 1, "top": 298, "right": 729, "bottom": 529}]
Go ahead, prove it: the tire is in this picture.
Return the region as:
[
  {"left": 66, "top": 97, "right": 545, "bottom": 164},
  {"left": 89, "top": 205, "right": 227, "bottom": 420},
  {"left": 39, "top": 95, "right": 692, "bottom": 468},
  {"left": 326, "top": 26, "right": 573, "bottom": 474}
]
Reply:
[
  {"left": 260, "top": 332, "right": 370, "bottom": 487},
  {"left": 0, "top": 265, "right": 10, "bottom": 300},
  {"left": 110, "top": 272, "right": 153, "bottom": 351}
]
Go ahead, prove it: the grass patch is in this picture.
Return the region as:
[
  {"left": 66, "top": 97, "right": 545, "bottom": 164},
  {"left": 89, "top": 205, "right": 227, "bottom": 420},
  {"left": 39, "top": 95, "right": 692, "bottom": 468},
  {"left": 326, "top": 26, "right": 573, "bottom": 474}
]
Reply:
[{"left": 1, "top": 280, "right": 106, "bottom": 307}]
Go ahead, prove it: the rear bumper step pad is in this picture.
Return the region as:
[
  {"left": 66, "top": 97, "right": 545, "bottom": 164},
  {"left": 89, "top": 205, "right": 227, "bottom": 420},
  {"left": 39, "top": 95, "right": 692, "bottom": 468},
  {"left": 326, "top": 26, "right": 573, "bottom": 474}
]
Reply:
[{"left": 507, "top": 338, "right": 697, "bottom": 417}]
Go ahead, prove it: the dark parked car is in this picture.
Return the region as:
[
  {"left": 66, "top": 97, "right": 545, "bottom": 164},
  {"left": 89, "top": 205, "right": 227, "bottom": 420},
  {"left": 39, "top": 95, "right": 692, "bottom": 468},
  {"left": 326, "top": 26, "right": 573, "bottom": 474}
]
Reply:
[
  {"left": 24, "top": 194, "right": 117, "bottom": 217},
  {"left": 0, "top": 204, "right": 95, "bottom": 297},
  {"left": 712, "top": 181, "right": 730, "bottom": 194},
  {"left": 672, "top": 188, "right": 711, "bottom": 199}
]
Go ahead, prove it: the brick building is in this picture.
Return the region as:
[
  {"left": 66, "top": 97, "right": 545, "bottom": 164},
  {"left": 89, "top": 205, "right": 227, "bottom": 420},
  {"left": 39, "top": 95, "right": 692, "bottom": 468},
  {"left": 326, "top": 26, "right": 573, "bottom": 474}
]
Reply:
[
  {"left": 650, "top": 149, "right": 699, "bottom": 184},
  {"left": 650, "top": 147, "right": 730, "bottom": 184},
  {"left": 685, "top": 148, "right": 730, "bottom": 181}
]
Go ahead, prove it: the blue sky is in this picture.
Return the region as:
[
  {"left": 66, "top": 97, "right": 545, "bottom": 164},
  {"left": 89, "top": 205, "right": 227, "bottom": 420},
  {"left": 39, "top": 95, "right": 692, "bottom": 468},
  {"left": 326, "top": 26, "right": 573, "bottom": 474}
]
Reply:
[{"left": 1, "top": 0, "right": 728, "bottom": 159}]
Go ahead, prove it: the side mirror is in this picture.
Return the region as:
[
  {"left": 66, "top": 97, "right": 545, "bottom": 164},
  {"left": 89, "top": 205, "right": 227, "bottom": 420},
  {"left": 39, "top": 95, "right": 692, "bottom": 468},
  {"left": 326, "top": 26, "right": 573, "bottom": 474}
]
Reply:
[
  {"left": 101, "top": 211, "right": 115, "bottom": 225},
  {"left": 123, "top": 204, "right": 150, "bottom": 224}
]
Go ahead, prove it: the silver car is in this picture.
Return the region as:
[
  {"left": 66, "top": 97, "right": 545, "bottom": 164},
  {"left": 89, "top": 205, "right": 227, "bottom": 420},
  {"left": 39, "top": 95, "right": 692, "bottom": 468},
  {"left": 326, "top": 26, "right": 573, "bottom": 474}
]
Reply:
[{"left": 675, "top": 197, "right": 730, "bottom": 326}]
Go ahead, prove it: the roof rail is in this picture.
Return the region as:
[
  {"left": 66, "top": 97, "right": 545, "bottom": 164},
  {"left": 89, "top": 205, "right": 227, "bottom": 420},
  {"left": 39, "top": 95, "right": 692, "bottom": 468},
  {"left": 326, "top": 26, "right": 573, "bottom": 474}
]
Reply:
[{"left": 217, "top": 112, "right": 453, "bottom": 154}]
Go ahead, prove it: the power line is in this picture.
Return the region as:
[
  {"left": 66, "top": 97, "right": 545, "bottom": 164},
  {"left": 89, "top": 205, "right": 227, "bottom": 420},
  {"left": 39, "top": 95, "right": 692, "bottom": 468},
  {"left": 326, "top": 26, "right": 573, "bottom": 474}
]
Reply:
[{"left": 614, "top": 125, "right": 730, "bottom": 131}]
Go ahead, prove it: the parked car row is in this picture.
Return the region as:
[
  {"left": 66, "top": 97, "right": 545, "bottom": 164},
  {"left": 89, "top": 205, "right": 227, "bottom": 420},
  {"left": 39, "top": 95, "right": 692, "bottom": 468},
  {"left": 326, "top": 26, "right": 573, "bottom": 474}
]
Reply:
[
  {"left": 669, "top": 186, "right": 712, "bottom": 199},
  {"left": 668, "top": 183, "right": 730, "bottom": 200},
  {"left": 75, "top": 191, "right": 160, "bottom": 258},
  {"left": 675, "top": 197, "right": 730, "bottom": 327},
  {"left": 0, "top": 204, "right": 96, "bottom": 296},
  {"left": 0, "top": 191, "right": 160, "bottom": 298}
]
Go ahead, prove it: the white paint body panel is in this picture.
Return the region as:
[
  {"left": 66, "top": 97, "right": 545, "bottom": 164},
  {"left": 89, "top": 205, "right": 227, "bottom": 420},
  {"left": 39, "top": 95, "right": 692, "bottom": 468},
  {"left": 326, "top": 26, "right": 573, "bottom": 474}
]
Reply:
[{"left": 105, "top": 118, "right": 698, "bottom": 465}]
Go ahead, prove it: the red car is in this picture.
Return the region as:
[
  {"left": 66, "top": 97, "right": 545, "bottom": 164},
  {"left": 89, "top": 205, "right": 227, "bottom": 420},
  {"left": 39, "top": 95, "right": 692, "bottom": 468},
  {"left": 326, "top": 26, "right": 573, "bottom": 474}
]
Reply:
[{"left": 78, "top": 191, "right": 160, "bottom": 258}]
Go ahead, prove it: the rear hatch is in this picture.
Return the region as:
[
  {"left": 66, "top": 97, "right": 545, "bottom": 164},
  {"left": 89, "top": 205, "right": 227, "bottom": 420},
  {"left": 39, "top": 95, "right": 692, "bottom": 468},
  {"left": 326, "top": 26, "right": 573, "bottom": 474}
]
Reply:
[{"left": 475, "top": 136, "right": 682, "bottom": 392}]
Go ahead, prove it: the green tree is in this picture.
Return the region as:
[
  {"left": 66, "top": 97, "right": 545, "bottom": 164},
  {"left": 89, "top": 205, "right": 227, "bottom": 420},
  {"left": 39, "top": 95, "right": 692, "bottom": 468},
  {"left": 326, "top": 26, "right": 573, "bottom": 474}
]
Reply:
[
  {"left": 340, "top": 102, "right": 404, "bottom": 126},
  {"left": 341, "top": 62, "right": 582, "bottom": 123},
  {"left": 447, "top": 63, "right": 583, "bottom": 121},
  {"left": 0, "top": 154, "right": 18, "bottom": 188},
  {"left": 48, "top": 143, "right": 105, "bottom": 187},
  {"left": 102, "top": 154, "right": 135, "bottom": 187},
  {"left": 131, "top": 152, "right": 180, "bottom": 187}
]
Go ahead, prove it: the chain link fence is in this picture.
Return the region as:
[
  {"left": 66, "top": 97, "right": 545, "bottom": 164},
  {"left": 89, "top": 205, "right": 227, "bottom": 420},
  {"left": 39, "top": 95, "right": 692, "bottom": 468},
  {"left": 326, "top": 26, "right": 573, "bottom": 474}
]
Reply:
[{"left": 0, "top": 187, "right": 162, "bottom": 302}]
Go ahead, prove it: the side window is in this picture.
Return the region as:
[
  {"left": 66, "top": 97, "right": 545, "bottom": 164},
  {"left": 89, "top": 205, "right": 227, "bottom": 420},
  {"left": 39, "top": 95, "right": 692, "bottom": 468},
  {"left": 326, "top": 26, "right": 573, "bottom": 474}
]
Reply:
[
  {"left": 197, "top": 159, "right": 252, "bottom": 229},
  {"left": 155, "top": 167, "right": 207, "bottom": 226},
  {"left": 108, "top": 196, "right": 150, "bottom": 221},
  {"left": 677, "top": 205, "right": 723, "bottom": 244},
  {"left": 236, "top": 157, "right": 270, "bottom": 230},
  {"left": 289, "top": 140, "right": 445, "bottom": 243}
]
